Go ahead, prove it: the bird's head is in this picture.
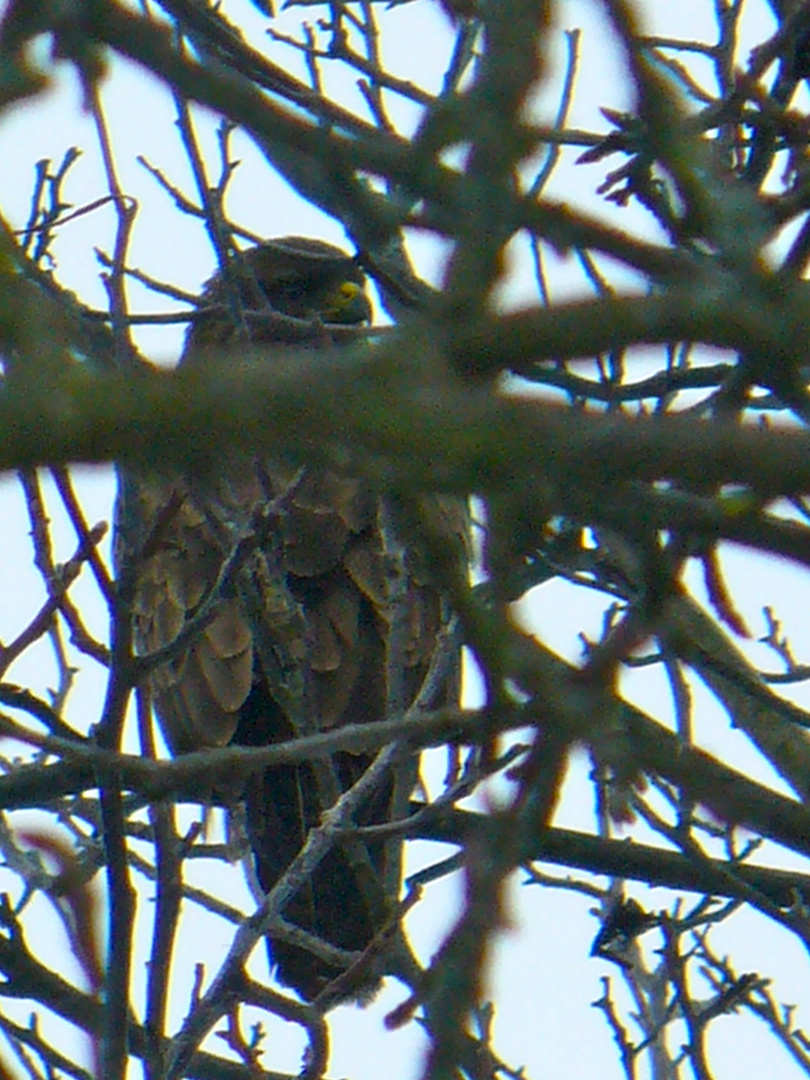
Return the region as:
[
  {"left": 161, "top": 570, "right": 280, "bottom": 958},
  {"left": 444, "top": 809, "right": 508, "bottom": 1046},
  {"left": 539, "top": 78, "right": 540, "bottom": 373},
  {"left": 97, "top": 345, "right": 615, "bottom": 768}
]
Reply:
[
  {"left": 244, "top": 236, "right": 372, "bottom": 325},
  {"left": 184, "top": 236, "right": 372, "bottom": 357}
]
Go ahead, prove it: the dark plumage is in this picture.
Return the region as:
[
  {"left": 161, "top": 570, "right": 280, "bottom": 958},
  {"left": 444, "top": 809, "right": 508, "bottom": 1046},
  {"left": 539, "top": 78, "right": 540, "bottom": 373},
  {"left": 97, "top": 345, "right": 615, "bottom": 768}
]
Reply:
[{"left": 126, "top": 237, "right": 464, "bottom": 1002}]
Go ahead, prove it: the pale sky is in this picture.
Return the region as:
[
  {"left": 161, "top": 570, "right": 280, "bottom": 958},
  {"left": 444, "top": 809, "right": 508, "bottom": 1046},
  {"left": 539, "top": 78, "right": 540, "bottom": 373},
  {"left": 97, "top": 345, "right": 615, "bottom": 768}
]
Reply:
[{"left": 1, "top": 2, "right": 809, "bottom": 1078}]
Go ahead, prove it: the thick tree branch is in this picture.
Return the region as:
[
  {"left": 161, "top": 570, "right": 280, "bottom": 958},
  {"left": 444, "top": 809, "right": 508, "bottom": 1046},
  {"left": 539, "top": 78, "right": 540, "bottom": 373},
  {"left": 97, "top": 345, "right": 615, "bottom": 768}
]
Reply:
[{"left": 2, "top": 335, "right": 810, "bottom": 501}]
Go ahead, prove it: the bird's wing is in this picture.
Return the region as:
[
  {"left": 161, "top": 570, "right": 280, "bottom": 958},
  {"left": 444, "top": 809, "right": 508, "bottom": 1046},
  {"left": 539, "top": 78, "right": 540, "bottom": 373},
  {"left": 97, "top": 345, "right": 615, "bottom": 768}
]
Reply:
[
  {"left": 127, "top": 461, "right": 456, "bottom": 748},
  {"left": 127, "top": 472, "right": 254, "bottom": 751}
]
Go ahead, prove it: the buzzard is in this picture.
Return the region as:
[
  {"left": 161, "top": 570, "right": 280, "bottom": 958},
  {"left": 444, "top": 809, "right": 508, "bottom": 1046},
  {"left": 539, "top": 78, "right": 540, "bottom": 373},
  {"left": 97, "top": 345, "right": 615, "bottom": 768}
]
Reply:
[{"left": 123, "top": 237, "right": 463, "bottom": 1002}]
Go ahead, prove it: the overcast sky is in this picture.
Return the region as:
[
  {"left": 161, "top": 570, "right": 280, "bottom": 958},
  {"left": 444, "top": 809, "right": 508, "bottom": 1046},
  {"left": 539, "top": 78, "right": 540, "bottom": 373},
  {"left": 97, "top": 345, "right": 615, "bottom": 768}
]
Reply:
[{"left": 2, "top": 2, "right": 810, "bottom": 1078}]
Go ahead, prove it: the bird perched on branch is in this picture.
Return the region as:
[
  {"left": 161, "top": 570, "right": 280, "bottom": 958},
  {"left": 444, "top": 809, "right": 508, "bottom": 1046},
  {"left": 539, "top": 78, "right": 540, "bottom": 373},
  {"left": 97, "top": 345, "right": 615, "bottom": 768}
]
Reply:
[{"left": 120, "top": 236, "right": 464, "bottom": 1003}]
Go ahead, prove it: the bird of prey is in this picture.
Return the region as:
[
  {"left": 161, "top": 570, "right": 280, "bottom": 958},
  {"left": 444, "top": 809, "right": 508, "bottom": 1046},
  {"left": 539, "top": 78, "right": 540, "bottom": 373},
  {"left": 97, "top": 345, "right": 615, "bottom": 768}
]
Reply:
[{"left": 122, "top": 237, "right": 463, "bottom": 1003}]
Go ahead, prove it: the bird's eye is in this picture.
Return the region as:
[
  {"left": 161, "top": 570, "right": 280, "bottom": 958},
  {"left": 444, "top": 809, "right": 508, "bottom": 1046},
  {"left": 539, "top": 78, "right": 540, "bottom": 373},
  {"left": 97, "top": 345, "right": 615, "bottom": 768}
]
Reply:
[{"left": 340, "top": 281, "right": 362, "bottom": 301}]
